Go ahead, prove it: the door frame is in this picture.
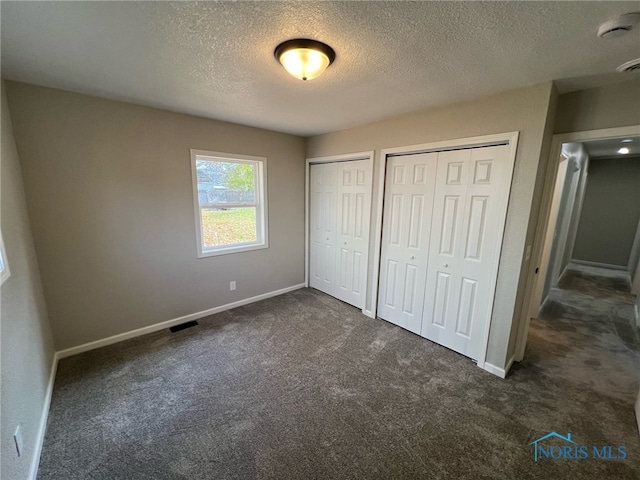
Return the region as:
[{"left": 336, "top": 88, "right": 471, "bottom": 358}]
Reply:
[
  {"left": 305, "top": 151, "right": 374, "bottom": 314},
  {"left": 514, "top": 124, "right": 640, "bottom": 361},
  {"left": 372, "top": 132, "right": 519, "bottom": 370}
]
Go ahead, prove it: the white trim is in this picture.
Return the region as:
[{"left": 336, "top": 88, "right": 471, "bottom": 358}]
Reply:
[
  {"left": 515, "top": 124, "right": 640, "bottom": 362},
  {"left": 362, "top": 309, "right": 375, "bottom": 319},
  {"left": 57, "top": 283, "right": 305, "bottom": 359},
  {"left": 0, "top": 230, "right": 10, "bottom": 285},
  {"left": 635, "top": 388, "right": 640, "bottom": 437},
  {"left": 628, "top": 217, "right": 640, "bottom": 277},
  {"left": 370, "top": 150, "right": 386, "bottom": 319},
  {"left": 190, "top": 150, "right": 269, "bottom": 258},
  {"left": 29, "top": 352, "right": 58, "bottom": 480},
  {"left": 304, "top": 151, "right": 375, "bottom": 305},
  {"left": 482, "top": 356, "right": 514, "bottom": 379},
  {"left": 570, "top": 259, "right": 628, "bottom": 271},
  {"left": 304, "top": 160, "right": 310, "bottom": 287},
  {"left": 373, "top": 131, "right": 520, "bottom": 369}
]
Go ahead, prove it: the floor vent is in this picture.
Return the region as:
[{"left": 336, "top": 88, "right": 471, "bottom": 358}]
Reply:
[{"left": 169, "top": 320, "right": 199, "bottom": 333}]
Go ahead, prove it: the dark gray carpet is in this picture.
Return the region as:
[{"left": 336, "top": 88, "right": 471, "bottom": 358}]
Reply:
[{"left": 38, "top": 281, "right": 640, "bottom": 479}]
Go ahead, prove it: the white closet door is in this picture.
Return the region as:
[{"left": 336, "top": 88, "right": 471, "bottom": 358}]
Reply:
[
  {"left": 421, "top": 145, "right": 510, "bottom": 360},
  {"left": 377, "top": 153, "right": 438, "bottom": 333},
  {"left": 309, "top": 163, "right": 337, "bottom": 295},
  {"left": 334, "top": 160, "right": 372, "bottom": 309}
]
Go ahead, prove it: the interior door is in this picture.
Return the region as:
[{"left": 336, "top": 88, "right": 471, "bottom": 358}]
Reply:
[
  {"left": 420, "top": 145, "right": 511, "bottom": 360},
  {"left": 377, "top": 153, "right": 438, "bottom": 333},
  {"left": 309, "top": 163, "right": 337, "bottom": 295},
  {"left": 334, "top": 160, "right": 372, "bottom": 309}
]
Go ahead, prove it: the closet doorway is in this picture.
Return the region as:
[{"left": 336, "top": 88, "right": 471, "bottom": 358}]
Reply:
[
  {"left": 306, "top": 152, "right": 374, "bottom": 310},
  {"left": 375, "top": 134, "right": 518, "bottom": 364}
]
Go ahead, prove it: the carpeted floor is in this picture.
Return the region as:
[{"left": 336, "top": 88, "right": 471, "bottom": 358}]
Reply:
[{"left": 38, "top": 269, "right": 640, "bottom": 479}]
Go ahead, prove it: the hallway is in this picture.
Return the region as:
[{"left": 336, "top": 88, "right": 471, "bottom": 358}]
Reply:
[{"left": 521, "top": 263, "right": 639, "bottom": 466}]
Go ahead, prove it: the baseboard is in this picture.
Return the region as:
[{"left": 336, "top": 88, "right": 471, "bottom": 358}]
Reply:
[
  {"left": 570, "top": 259, "right": 627, "bottom": 271},
  {"left": 483, "top": 356, "right": 515, "bottom": 379},
  {"left": 29, "top": 351, "right": 59, "bottom": 480},
  {"left": 57, "top": 283, "right": 306, "bottom": 359}
]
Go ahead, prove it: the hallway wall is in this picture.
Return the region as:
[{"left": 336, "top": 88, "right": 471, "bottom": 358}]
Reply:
[{"left": 572, "top": 156, "right": 640, "bottom": 268}]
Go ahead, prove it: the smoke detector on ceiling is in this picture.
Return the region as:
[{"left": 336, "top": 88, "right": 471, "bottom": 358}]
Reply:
[
  {"left": 598, "top": 12, "right": 640, "bottom": 38},
  {"left": 616, "top": 58, "right": 640, "bottom": 73}
]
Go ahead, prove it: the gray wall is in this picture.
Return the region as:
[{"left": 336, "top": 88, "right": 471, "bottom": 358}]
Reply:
[
  {"left": 6, "top": 81, "right": 306, "bottom": 350},
  {"left": 307, "top": 82, "right": 556, "bottom": 369},
  {"left": 572, "top": 156, "right": 640, "bottom": 268},
  {"left": 1, "top": 81, "right": 55, "bottom": 479},
  {"left": 554, "top": 79, "right": 640, "bottom": 134}
]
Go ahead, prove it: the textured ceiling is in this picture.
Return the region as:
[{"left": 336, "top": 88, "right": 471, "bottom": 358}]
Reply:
[{"left": 2, "top": 1, "right": 639, "bottom": 136}]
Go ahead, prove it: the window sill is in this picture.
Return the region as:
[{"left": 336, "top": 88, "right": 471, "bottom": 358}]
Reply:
[{"left": 197, "top": 242, "right": 268, "bottom": 258}]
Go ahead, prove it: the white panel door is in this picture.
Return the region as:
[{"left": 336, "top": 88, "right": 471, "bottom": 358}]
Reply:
[
  {"left": 309, "top": 163, "right": 337, "bottom": 296},
  {"left": 334, "top": 160, "right": 372, "bottom": 309},
  {"left": 377, "top": 153, "right": 438, "bottom": 333},
  {"left": 421, "top": 145, "right": 511, "bottom": 360}
]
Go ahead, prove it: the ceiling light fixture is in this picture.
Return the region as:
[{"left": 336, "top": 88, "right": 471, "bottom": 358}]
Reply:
[
  {"left": 618, "top": 147, "right": 630, "bottom": 154},
  {"left": 621, "top": 139, "right": 634, "bottom": 143},
  {"left": 274, "top": 39, "right": 336, "bottom": 81}
]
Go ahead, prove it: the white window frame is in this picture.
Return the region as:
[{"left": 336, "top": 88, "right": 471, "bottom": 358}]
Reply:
[{"left": 190, "top": 149, "right": 268, "bottom": 258}]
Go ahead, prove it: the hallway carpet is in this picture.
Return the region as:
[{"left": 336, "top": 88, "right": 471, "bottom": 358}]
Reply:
[{"left": 38, "top": 285, "right": 639, "bottom": 479}]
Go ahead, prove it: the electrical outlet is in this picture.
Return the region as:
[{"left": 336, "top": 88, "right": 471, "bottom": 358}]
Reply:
[
  {"left": 14, "top": 426, "right": 23, "bottom": 457},
  {"left": 525, "top": 245, "right": 532, "bottom": 261},
  {"left": 230, "top": 281, "right": 236, "bottom": 291}
]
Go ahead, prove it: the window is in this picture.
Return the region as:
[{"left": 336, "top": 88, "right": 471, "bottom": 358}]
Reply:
[
  {"left": 0, "top": 231, "right": 9, "bottom": 284},
  {"left": 191, "top": 150, "right": 268, "bottom": 257}
]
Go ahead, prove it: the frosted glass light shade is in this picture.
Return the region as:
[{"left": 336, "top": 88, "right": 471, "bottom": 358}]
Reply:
[{"left": 275, "top": 39, "right": 336, "bottom": 81}]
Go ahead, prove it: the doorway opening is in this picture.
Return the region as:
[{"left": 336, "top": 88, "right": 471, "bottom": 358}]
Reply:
[{"left": 517, "top": 126, "right": 640, "bottom": 362}]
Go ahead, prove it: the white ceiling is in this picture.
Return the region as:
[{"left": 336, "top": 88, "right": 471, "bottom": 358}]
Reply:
[{"left": 2, "top": 1, "right": 639, "bottom": 136}]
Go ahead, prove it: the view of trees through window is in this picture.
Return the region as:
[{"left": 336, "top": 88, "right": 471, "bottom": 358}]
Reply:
[{"left": 196, "top": 159, "right": 258, "bottom": 248}]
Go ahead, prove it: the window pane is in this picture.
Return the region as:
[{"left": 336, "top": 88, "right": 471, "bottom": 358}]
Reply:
[
  {"left": 196, "top": 160, "right": 255, "bottom": 204},
  {"left": 201, "top": 207, "right": 257, "bottom": 248}
]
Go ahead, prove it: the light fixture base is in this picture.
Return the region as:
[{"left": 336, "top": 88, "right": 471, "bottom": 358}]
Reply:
[{"left": 274, "top": 39, "right": 336, "bottom": 81}]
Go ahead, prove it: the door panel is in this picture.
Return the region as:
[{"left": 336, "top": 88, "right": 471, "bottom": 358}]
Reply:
[
  {"left": 334, "top": 160, "right": 372, "bottom": 308},
  {"left": 377, "top": 153, "right": 438, "bottom": 333},
  {"left": 310, "top": 159, "right": 372, "bottom": 310},
  {"left": 421, "top": 145, "right": 510, "bottom": 360},
  {"left": 309, "top": 163, "right": 337, "bottom": 295}
]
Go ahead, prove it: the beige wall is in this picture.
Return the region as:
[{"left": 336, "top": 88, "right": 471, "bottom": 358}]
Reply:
[
  {"left": 572, "top": 156, "right": 640, "bottom": 268},
  {"left": 1, "top": 81, "right": 55, "bottom": 479},
  {"left": 307, "top": 82, "right": 556, "bottom": 369},
  {"left": 554, "top": 79, "right": 640, "bottom": 134},
  {"left": 6, "top": 81, "right": 306, "bottom": 350}
]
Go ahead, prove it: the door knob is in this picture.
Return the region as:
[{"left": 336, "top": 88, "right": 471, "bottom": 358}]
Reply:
[
  {"left": 326, "top": 237, "right": 330, "bottom": 241},
  {"left": 344, "top": 241, "right": 348, "bottom": 245},
  {"left": 443, "top": 263, "right": 449, "bottom": 267},
  {"left": 410, "top": 256, "right": 415, "bottom": 260}
]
